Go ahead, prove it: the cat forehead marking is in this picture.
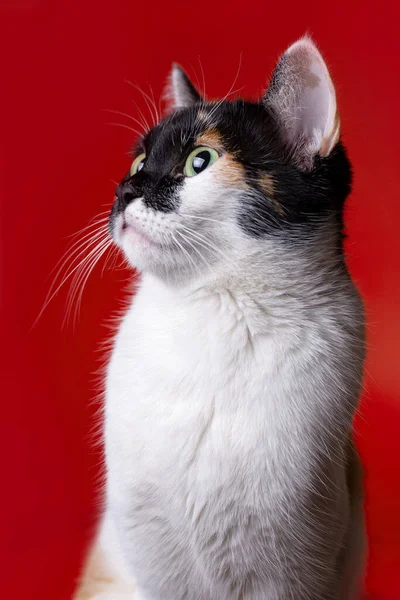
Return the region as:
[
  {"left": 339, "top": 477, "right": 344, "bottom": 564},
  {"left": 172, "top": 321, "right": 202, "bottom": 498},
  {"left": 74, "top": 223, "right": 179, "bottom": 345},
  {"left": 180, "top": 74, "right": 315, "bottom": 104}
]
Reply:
[{"left": 195, "top": 129, "right": 224, "bottom": 151}]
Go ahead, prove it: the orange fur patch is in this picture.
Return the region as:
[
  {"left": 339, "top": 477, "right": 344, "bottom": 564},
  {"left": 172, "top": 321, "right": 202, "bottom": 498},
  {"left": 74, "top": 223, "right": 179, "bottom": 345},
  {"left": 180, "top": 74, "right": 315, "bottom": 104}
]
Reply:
[
  {"left": 213, "top": 154, "right": 248, "bottom": 190},
  {"left": 196, "top": 129, "right": 224, "bottom": 152},
  {"left": 257, "top": 173, "right": 284, "bottom": 216},
  {"left": 257, "top": 173, "right": 275, "bottom": 198},
  {"left": 194, "top": 130, "right": 248, "bottom": 191},
  {"left": 195, "top": 129, "right": 246, "bottom": 189}
]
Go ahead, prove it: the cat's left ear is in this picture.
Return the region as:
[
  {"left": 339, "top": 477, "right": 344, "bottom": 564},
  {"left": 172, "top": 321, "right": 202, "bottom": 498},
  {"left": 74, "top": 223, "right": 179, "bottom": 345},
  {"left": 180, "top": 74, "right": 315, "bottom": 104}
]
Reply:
[
  {"left": 164, "top": 64, "right": 203, "bottom": 111},
  {"left": 264, "top": 37, "right": 340, "bottom": 169}
]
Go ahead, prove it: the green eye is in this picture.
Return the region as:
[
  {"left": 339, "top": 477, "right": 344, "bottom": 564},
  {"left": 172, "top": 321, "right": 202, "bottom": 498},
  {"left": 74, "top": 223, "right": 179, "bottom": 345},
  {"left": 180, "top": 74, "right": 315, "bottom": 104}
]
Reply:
[
  {"left": 184, "top": 146, "right": 219, "bottom": 177},
  {"left": 130, "top": 153, "right": 146, "bottom": 176}
]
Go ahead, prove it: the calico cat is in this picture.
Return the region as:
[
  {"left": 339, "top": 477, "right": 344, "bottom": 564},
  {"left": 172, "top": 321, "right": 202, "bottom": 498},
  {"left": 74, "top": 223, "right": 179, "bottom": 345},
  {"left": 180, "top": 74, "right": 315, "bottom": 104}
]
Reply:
[{"left": 75, "top": 37, "right": 366, "bottom": 600}]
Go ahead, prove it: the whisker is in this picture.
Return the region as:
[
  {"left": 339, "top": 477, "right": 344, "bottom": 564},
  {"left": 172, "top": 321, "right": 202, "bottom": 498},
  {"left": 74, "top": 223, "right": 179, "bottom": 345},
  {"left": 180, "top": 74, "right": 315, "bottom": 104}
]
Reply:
[
  {"left": 54, "top": 222, "right": 109, "bottom": 263},
  {"left": 71, "top": 240, "right": 112, "bottom": 324},
  {"left": 198, "top": 55, "right": 207, "bottom": 98},
  {"left": 64, "top": 215, "right": 109, "bottom": 240},
  {"left": 158, "top": 94, "right": 163, "bottom": 124},
  {"left": 130, "top": 98, "right": 151, "bottom": 132},
  {"left": 64, "top": 236, "right": 111, "bottom": 321},
  {"left": 177, "top": 225, "right": 230, "bottom": 263},
  {"left": 175, "top": 229, "right": 213, "bottom": 271},
  {"left": 103, "top": 109, "right": 148, "bottom": 135},
  {"left": 106, "top": 122, "right": 143, "bottom": 137},
  {"left": 65, "top": 238, "right": 112, "bottom": 329},
  {"left": 170, "top": 231, "right": 201, "bottom": 280},
  {"left": 49, "top": 228, "right": 110, "bottom": 281},
  {"left": 101, "top": 243, "right": 120, "bottom": 277},
  {"left": 178, "top": 213, "right": 225, "bottom": 225},
  {"left": 147, "top": 84, "right": 160, "bottom": 123},
  {"left": 109, "top": 243, "right": 123, "bottom": 271},
  {"left": 32, "top": 222, "right": 110, "bottom": 329},
  {"left": 203, "top": 53, "right": 243, "bottom": 125},
  {"left": 125, "top": 80, "right": 158, "bottom": 126},
  {"left": 47, "top": 227, "right": 109, "bottom": 287},
  {"left": 188, "top": 61, "right": 203, "bottom": 99}
]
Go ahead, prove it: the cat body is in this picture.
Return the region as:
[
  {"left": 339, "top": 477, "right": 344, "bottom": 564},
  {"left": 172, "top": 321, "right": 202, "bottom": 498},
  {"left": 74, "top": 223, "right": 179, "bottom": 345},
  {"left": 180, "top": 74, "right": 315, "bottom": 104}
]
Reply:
[
  {"left": 104, "top": 258, "right": 363, "bottom": 600},
  {"left": 75, "top": 38, "right": 366, "bottom": 600}
]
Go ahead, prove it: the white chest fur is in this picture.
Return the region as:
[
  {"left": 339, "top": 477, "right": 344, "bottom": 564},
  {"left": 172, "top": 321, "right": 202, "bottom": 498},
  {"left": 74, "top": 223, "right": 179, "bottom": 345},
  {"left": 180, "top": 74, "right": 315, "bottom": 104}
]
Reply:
[
  {"left": 107, "top": 274, "right": 306, "bottom": 500},
  {"left": 103, "top": 268, "right": 363, "bottom": 599}
]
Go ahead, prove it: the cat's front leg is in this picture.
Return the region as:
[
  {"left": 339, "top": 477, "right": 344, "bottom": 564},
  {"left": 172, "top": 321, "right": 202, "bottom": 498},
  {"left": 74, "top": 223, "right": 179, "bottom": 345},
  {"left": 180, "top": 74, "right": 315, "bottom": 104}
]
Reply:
[{"left": 73, "top": 510, "right": 140, "bottom": 600}]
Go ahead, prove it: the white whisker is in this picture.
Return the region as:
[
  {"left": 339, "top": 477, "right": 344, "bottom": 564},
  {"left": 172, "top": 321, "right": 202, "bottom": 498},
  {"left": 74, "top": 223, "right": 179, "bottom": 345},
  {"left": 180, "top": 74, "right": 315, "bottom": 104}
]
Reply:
[
  {"left": 178, "top": 213, "right": 226, "bottom": 225},
  {"left": 125, "top": 80, "right": 159, "bottom": 126},
  {"left": 175, "top": 229, "right": 213, "bottom": 272},
  {"left": 106, "top": 122, "right": 143, "bottom": 137},
  {"left": 64, "top": 237, "right": 112, "bottom": 329},
  {"left": 202, "top": 53, "right": 243, "bottom": 125},
  {"left": 198, "top": 56, "right": 207, "bottom": 99},
  {"left": 170, "top": 231, "right": 201, "bottom": 280},
  {"left": 177, "top": 225, "right": 230, "bottom": 263},
  {"left": 63, "top": 215, "right": 109, "bottom": 241},
  {"left": 101, "top": 243, "right": 120, "bottom": 277},
  {"left": 49, "top": 227, "right": 109, "bottom": 280},
  {"left": 148, "top": 85, "right": 160, "bottom": 123},
  {"left": 103, "top": 109, "right": 148, "bottom": 135},
  {"left": 130, "top": 98, "right": 151, "bottom": 133},
  {"left": 32, "top": 210, "right": 112, "bottom": 329}
]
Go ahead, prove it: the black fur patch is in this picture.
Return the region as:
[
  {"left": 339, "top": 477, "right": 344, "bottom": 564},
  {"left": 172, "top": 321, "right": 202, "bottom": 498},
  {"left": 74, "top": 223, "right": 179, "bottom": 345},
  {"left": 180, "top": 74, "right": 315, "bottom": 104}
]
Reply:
[
  {"left": 113, "top": 108, "right": 206, "bottom": 218},
  {"left": 111, "top": 99, "right": 352, "bottom": 243}
]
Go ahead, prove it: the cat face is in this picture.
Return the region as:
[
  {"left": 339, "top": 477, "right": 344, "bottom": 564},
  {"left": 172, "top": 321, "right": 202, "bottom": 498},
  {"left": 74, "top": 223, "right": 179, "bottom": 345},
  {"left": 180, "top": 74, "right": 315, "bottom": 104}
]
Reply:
[{"left": 109, "top": 38, "right": 351, "bottom": 283}]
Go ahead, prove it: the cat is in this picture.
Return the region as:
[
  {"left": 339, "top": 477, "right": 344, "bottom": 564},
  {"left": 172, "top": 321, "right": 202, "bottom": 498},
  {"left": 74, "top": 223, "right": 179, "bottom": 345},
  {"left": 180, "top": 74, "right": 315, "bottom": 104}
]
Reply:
[{"left": 74, "top": 37, "right": 366, "bottom": 600}]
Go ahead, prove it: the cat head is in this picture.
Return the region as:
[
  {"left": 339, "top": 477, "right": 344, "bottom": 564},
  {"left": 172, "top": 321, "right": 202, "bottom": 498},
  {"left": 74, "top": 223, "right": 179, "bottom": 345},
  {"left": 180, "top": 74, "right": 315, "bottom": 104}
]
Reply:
[{"left": 109, "top": 37, "right": 351, "bottom": 284}]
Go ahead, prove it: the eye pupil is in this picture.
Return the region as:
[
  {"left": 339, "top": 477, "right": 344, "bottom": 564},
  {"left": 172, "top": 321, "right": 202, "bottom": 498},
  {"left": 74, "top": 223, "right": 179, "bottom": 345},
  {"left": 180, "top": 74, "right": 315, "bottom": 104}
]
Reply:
[
  {"left": 192, "top": 151, "right": 210, "bottom": 174},
  {"left": 184, "top": 146, "right": 219, "bottom": 177},
  {"left": 137, "top": 162, "right": 144, "bottom": 172}
]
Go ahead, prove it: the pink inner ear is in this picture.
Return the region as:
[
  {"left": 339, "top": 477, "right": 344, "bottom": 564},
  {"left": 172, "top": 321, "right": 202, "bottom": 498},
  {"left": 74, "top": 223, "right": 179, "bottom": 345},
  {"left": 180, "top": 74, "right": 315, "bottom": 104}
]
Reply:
[{"left": 285, "top": 38, "right": 338, "bottom": 156}]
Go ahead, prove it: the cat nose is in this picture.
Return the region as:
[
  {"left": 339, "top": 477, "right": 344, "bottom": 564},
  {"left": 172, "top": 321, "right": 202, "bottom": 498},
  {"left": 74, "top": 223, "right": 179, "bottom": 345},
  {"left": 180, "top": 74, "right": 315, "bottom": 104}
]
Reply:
[{"left": 116, "top": 183, "right": 137, "bottom": 209}]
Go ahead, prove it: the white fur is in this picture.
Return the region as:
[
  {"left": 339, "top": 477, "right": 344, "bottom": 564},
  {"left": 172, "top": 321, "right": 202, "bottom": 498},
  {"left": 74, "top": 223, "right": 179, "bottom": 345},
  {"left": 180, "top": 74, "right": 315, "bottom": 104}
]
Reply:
[
  {"left": 79, "top": 177, "right": 363, "bottom": 599},
  {"left": 74, "top": 39, "right": 364, "bottom": 600}
]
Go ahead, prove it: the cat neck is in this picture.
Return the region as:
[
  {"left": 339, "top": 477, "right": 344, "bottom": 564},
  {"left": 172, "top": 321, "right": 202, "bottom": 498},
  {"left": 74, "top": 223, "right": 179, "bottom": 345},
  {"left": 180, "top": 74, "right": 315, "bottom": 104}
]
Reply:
[{"left": 140, "top": 224, "right": 351, "bottom": 335}]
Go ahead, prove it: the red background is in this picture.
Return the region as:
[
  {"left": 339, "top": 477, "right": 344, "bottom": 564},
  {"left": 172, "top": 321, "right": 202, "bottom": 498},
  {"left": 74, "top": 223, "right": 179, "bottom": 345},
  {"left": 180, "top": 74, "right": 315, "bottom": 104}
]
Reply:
[{"left": 1, "top": 1, "right": 400, "bottom": 598}]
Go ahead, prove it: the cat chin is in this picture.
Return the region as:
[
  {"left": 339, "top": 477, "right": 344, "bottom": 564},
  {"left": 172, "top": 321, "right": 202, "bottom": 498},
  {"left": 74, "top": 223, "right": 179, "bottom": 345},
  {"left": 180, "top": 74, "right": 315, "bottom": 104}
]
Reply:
[
  {"left": 121, "top": 240, "right": 210, "bottom": 284},
  {"left": 120, "top": 235, "right": 164, "bottom": 272},
  {"left": 112, "top": 212, "right": 165, "bottom": 271},
  {"left": 119, "top": 233, "right": 183, "bottom": 279}
]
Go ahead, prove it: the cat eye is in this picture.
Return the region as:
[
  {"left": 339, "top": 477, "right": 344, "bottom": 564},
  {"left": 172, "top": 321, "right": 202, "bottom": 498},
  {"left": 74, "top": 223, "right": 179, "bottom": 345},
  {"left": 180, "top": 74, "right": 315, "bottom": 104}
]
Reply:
[
  {"left": 184, "top": 146, "right": 219, "bottom": 177},
  {"left": 130, "top": 153, "right": 146, "bottom": 176}
]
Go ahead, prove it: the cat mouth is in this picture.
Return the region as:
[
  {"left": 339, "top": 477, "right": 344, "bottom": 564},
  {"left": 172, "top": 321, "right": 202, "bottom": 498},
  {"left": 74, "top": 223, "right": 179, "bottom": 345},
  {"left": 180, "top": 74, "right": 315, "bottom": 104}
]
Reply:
[
  {"left": 120, "top": 215, "right": 167, "bottom": 249},
  {"left": 122, "top": 220, "right": 154, "bottom": 245}
]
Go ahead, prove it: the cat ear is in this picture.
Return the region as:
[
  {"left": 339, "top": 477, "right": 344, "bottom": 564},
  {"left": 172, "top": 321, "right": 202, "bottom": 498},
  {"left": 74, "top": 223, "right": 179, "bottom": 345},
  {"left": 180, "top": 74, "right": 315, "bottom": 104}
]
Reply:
[
  {"left": 165, "top": 64, "right": 203, "bottom": 111},
  {"left": 264, "top": 37, "right": 340, "bottom": 169}
]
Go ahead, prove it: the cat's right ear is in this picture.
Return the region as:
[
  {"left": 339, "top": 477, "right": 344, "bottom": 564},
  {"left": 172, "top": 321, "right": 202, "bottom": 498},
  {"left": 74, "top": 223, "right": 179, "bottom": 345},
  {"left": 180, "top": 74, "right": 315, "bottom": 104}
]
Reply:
[
  {"left": 263, "top": 37, "right": 340, "bottom": 170},
  {"left": 164, "top": 64, "right": 203, "bottom": 112}
]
